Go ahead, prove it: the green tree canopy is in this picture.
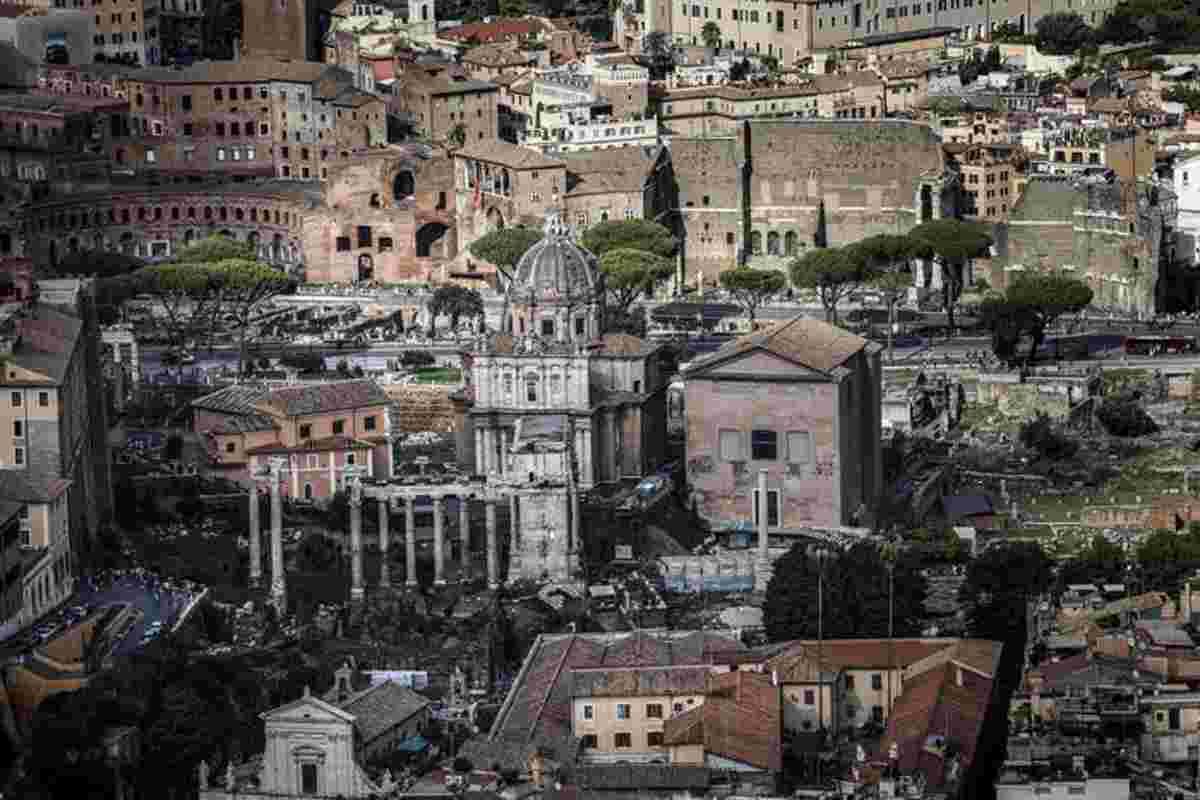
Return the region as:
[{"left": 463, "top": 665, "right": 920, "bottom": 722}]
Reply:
[
  {"left": 468, "top": 226, "right": 541, "bottom": 275},
  {"left": 979, "top": 272, "right": 1092, "bottom": 365},
  {"left": 131, "top": 237, "right": 291, "bottom": 374},
  {"left": 580, "top": 218, "right": 676, "bottom": 259},
  {"left": 53, "top": 250, "right": 145, "bottom": 279},
  {"left": 641, "top": 31, "right": 676, "bottom": 80},
  {"left": 598, "top": 248, "right": 675, "bottom": 316},
  {"left": 700, "top": 20, "right": 722, "bottom": 49},
  {"left": 908, "top": 219, "right": 993, "bottom": 329},
  {"left": 428, "top": 284, "right": 485, "bottom": 331},
  {"left": 960, "top": 541, "right": 1051, "bottom": 643},
  {"left": 718, "top": 266, "right": 786, "bottom": 326},
  {"left": 1035, "top": 11, "right": 1095, "bottom": 54},
  {"left": 763, "top": 542, "right": 928, "bottom": 642},
  {"left": 789, "top": 246, "right": 874, "bottom": 325}
]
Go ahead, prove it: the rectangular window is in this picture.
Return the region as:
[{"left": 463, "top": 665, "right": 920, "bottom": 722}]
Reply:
[
  {"left": 12, "top": 421, "right": 21, "bottom": 438},
  {"left": 616, "top": 703, "right": 631, "bottom": 720},
  {"left": 614, "top": 732, "right": 632, "bottom": 748},
  {"left": 719, "top": 429, "right": 744, "bottom": 461},
  {"left": 580, "top": 734, "right": 598, "bottom": 748},
  {"left": 646, "top": 703, "right": 663, "bottom": 718},
  {"left": 336, "top": 236, "right": 351, "bottom": 252},
  {"left": 583, "top": 704, "right": 593, "bottom": 720},
  {"left": 647, "top": 731, "right": 665, "bottom": 747},
  {"left": 804, "top": 689, "right": 815, "bottom": 705},
  {"left": 787, "top": 431, "right": 813, "bottom": 464},
  {"left": 301, "top": 762, "right": 318, "bottom": 794},
  {"left": 364, "top": 416, "right": 376, "bottom": 431},
  {"left": 845, "top": 675, "right": 855, "bottom": 690},
  {"left": 753, "top": 488, "right": 780, "bottom": 527},
  {"left": 357, "top": 225, "right": 372, "bottom": 247},
  {"left": 1170, "top": 707, "right": 1182, "bottom": 730},
  {"left": 14, "top": 447, "right": 24, "bottom": 466},
  {"left": 181, "top": 94, "right": 192, "bottom": 110},
  {"left": 10, "top": 392, "right": 20, "bottom": 408},
  {"left": 332, "top": 419, "right": 345, "bottom": 435},
  {"left": 751, "top": 429, "right": 778, "bottom": 460},
  {"left": 299, "top": 423, "right": 312, "bottom": 439},
  {"left": 307, "top": 454, "right": 318, "bottom": 468},
  {"left": 871, "top": 674, "right": 883, "bottom": 691},
  {"left": 872, "top": 705, "right": 884, "bottom": 723}
]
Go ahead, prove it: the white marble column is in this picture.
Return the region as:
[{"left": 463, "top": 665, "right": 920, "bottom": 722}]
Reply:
[
  {"left": 485, "top": 500, "right": 498, "bottom": 589},
  {"left": 459, "top": 498, "right": 471, "bottom": 574},
  {"left": 433, "top": 497, "right": 445, "bottom": 585},
  {"left": 570, "top": 488, "right": 580, "bottom": 581},
  {"left": 378, "top": 498, "right": 390, "bottom": 588},
  {"left": 349, "top": 481, "right": 364, "bottom": 601},
  {"left": 269, "top": 460, "right": 286, "bottom": 613},
  {"left": 248, "top": 485, "right": 261, "bottom": 586},
  {"left": 405, "top": 496, "right": 417, "bottom": 587}
]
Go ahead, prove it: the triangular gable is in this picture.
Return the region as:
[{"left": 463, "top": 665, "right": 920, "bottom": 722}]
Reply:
[
  {"left": 691, "top": 348, "right": 832, "bottom": 381},
  {"left": 4, "top": 364, "right": 53, "bottom": 383},
  {"left": 261, "top": 693, "right": 356, "bottom": 724}
]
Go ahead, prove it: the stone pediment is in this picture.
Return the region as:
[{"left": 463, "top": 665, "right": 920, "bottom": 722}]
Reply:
[
  {"left": 261, "top": 693, "right": 356, "bottom": 726},
  {"left": 697, "top": 349, "right": 832, "bottom": 381}
]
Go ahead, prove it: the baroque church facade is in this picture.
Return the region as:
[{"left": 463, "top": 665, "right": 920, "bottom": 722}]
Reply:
[{"left": 458, "top": 215, "right": 670, "bottom": 583}]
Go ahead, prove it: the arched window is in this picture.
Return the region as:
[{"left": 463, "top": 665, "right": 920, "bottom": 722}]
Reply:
[
  {"left": 785, "top": 231, "right": 798, "bottom": 256},
  {"left": 370, "top": 193, "right": 381, "bottom": 208},
  {"left": 550, "top": 373, "right": 562, "bottom": 399},
  {"left": 766, "top": 231, "right": 780, "bottom": 255},
  {"left": 750, "top": 231, "right": 762, "bottom": 255},
  {"left": 503, "top": 373, "right": 513, "bottom": 398},
  {"left": 525, "top": 373, "right": 539, "bottom": 403}
]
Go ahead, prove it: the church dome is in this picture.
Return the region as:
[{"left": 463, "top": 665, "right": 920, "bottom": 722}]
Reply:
[{"left": 510, "top": 213, "right": 599, "bottom": 301}]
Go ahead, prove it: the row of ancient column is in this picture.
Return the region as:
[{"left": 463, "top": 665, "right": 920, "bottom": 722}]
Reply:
[
  {"left": 246, "top": 474, "right": 521, "bottom": 604},
  {"left": 247, "top": 457, "right": 289, "bottom": 614},
  {"left": 349, "top": 492, "right": 516, "bottom": 596}
]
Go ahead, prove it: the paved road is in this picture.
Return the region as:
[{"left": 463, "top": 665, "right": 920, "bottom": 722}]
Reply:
[{"left": 76, "top": 573, "right": 195, "bottom": 657}]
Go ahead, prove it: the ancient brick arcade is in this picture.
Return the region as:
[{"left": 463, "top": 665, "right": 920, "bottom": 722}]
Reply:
[
  {"left": 23, "top": 145, "right": 456, "bottom": 285},
  {"left": 670, "top": 120, "right": 959, "bottom": 280}
]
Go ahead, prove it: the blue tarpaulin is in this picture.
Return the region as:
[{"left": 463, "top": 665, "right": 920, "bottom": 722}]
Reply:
[{"left": 396, "top": 735, "right": 429, "bottom": 753}]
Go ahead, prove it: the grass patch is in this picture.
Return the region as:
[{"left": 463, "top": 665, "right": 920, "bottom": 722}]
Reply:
[
  {"left": 412, "top": 367, "right": 462, "bottom": 384},
  {"left": 1102, "top": 368, "right": 1151, "bottom": 395}
]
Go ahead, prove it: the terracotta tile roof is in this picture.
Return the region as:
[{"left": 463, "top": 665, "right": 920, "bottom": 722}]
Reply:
[
  {"left": 8, "top": 305, "right": 83, "bottom": 384},
  {"left": 245, "top": 435, "right": 374, "bottom": 455},
  {"left": 338, "top": 681, "right": 430, "bottom": 744},
  {"left": 686, "top": 316, "right": 869, "bottom": 376},
  {"left": 874, "top": 662, "right": 993, "bottom": 790},
  {"left": 455, "top": 139, "right": 564, "bottom": 169},
  {"left": 463, "top": 43, "right": 535, "bottom": 68},
  {"left": 766, "top": 638, "right": 952, "bottom": 673},
  {"left": 260, "top": 379, "right": 390, "bottom": 416},
  {"left": 570, "top": 665, "right": 712, "bottom": 698},
  {"left": 561, "top": 147, "right": 659, "bottom": 197},
  {"left": 192, "top": 384, "right": 273, "bottom": 415},
  {"left": 440, "top": 18, "right": 545, "bottom": 42},
  {"left": 464, "top": 630, "right": 743, "bottom": 770},
  {"left": 662, "top": 671, "right": 782, "bottom": 771}
]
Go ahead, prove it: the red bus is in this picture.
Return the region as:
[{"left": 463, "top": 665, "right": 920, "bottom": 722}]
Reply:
[{"left": 1124, "top": 336, "right": 1198, "bottom": 356}]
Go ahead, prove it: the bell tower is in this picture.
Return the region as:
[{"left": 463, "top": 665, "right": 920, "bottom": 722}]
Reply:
[
  {"left": 241, "top": 0, "right": 309, "bottom": 60},
  {"left": 408, "top": 0, "right": 435, "bottom": 38}
]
